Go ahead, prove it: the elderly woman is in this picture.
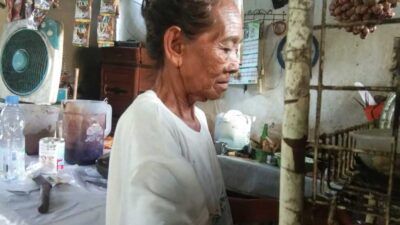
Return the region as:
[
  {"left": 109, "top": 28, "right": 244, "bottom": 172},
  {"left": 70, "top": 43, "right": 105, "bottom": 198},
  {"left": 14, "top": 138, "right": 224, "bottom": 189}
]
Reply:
[{"left": 106, "top": 0, "right": 242, "bottom": 224}]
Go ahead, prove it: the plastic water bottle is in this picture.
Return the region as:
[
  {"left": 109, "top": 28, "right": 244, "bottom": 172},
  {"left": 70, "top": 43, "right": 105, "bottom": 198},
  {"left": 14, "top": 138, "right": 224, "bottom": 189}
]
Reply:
[{"left": 0, "top": 96, "right": 26, "bottom": 180}]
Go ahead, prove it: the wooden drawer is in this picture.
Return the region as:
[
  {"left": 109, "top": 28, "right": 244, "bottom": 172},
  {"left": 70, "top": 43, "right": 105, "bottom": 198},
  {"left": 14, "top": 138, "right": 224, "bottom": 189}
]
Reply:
[
  {"left": 101, "top": 65, "right": 135, "bottom": 98},
  {"left": 101, "top": 47, "right": 140, "bottom": 66},
  {"left": 103, "top": 81, "right": 134, "bottom": 99},
  {"left": 102, "top": 65, "right": 135, "bottom": 82}
]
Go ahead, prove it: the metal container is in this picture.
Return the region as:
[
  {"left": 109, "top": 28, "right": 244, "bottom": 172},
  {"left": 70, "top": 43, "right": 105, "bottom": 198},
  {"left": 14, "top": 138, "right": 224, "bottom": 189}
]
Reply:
[
  {"left": 350, "top": 128, "right": 399, "bottom": 176},
  {"left": 39, "top": 137, "right": 65, "bottom": 175}
]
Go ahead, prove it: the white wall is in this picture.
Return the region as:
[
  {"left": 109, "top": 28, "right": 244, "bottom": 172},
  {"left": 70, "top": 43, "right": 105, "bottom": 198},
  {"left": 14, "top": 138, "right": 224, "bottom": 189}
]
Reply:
[
  {"left": 198, "top": 0, "right": 400, "bottom": 138},
  {"left": 47, "top": 0, "right": 101, "bottom": 90},
  {"left": 47, "top": 0, "right": 76, "bottom": 76}
]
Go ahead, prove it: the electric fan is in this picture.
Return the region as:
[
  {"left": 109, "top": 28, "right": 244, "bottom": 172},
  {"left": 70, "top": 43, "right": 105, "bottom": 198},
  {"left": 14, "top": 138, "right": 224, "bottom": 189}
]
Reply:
[{"left": 0, "top": 18, "right": 64, "bottom": 104}]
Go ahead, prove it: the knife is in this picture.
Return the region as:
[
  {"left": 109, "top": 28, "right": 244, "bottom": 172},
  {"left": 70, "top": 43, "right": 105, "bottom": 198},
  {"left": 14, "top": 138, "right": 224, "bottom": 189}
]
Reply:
[{"left": 33, "top": 175, "right": 52, "bottom": 214}]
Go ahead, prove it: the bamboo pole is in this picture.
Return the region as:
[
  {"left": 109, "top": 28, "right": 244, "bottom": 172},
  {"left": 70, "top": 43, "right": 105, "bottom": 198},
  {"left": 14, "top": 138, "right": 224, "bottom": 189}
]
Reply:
[
  {"left": 279, "top": 0, "right": 314, "bottom": 225},
  {"left": 73, "top": 68, "right": 79, "bottom": 100}
]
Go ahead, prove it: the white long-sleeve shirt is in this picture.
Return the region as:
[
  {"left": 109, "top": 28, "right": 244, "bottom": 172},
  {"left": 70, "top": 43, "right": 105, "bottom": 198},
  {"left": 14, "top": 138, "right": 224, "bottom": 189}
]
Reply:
[{"left": 106, "top": 90, "right": 232, "bottom": 225}]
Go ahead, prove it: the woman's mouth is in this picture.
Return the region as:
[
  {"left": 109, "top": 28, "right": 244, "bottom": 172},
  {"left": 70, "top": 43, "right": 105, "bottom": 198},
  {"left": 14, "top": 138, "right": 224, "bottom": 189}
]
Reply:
[{"left": 216, "top": 80, "right": 229, "bottom": 90}]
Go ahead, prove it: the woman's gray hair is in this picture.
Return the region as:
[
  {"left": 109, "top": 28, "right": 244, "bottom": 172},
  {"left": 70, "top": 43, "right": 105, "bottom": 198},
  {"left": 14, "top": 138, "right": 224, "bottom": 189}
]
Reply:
[{"left": 141, "top": 0, "right": 219, "bottom": 67}]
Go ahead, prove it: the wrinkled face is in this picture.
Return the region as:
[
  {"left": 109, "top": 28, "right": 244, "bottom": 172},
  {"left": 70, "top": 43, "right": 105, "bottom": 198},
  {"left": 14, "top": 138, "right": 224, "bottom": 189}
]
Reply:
[{"left": 180, "top": 0, "right": 243, "bottom": 101}]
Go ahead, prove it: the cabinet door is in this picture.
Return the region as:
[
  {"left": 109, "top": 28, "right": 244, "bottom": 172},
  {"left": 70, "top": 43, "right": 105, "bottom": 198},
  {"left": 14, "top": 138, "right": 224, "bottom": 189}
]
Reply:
[
  {"left": 101, "top": 64, "right": 136, "bottom": 118},
  {"left": 101, "top": 47, "right": 140, "bottom": 66}
]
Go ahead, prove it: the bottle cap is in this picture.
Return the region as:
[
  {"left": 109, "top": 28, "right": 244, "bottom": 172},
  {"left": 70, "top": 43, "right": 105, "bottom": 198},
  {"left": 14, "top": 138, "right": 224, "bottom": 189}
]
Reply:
[{"left": 5, "top": 95, "right": 19, "bottom": 104}]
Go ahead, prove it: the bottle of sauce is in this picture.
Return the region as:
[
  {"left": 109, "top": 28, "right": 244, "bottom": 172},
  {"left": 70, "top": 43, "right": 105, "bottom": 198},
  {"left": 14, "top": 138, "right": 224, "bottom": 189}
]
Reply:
[{"left": 260, "top": 123, "right": 269, "bottom": 151}]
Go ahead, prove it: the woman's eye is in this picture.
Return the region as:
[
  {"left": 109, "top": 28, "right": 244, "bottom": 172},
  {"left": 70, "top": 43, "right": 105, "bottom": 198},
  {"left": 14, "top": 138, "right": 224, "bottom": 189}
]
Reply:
[{"left": 222, "top": 48, "right": 231, "bottom": 53}]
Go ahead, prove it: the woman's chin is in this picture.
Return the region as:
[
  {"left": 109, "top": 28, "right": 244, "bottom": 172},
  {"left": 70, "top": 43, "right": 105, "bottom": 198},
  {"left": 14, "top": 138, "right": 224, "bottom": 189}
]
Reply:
[{"left": 206, "top": 85, "right": 228, "bottom": 100}]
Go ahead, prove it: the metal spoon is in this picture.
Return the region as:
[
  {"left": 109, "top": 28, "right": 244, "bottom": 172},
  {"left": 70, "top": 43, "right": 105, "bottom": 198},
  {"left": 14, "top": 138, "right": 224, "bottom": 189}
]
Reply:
[{"left": 7, "top": 187, "right": 39, "bottom": 196}]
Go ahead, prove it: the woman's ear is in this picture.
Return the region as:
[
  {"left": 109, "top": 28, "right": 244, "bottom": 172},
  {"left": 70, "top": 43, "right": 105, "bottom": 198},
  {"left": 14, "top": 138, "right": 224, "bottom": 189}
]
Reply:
[{"left": 163, "top": 26, "right": 184, "bottom": 67}]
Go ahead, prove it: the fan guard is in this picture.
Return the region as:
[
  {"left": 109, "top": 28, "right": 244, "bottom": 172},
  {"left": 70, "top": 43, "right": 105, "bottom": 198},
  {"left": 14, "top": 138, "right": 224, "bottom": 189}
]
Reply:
[
  {"left": 0, "top": 19, "right": 63, "bottom": 104},
  {"left": 2, "top": 29, "right": 49, "bottom": 95}
]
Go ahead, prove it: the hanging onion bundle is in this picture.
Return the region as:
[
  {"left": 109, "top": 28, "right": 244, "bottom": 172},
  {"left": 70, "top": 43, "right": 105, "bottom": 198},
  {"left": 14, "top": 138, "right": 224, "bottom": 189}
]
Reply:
[{"left": 329, "top": 0, "right": 397, "bottom": 39}]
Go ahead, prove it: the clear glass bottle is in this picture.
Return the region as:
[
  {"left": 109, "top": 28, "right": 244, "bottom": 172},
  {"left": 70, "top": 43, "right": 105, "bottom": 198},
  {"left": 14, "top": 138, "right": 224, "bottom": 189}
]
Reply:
[
  {"left": 0, "top": 96, "right": 26, "bottom": 180},
  {"left": 260, "top": 123, "right": 269, "bottom": 149}
]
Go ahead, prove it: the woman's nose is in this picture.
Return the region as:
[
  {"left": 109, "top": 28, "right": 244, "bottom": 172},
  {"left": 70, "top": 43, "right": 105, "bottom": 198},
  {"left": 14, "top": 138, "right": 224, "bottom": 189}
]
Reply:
[{"left": 225, "top": 54, "right": 240, "bottom": 74}]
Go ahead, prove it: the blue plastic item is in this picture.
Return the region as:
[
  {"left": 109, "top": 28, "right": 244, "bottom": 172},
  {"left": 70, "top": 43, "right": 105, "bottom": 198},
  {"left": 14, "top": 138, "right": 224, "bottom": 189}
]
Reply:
[{"left": 5, "top": 95, "right": 19, "bottom": 104}]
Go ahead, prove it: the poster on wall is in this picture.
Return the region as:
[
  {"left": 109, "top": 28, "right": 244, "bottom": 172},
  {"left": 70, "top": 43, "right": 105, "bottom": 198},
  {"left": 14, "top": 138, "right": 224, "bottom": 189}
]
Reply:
[
  {"left": 229, "top": 20, "right": 261, "bottom": 85},
  {"left": 72, "top": 21, "right": 90, "bottom": 47},
  {"left": 73, "top": 0, "right": 92, "bottom": 47},
  {"left": 75, "top": 0, "right": 92, "bottom": 20},
  {"left": 100, "top": 0, "right": 117, "bottom": 14},
  {"left": 97, "top": 0, "right": 118, "bottom": 47},
  {"left": 97, "top": 14, "right": 116, "bottom": 47}
]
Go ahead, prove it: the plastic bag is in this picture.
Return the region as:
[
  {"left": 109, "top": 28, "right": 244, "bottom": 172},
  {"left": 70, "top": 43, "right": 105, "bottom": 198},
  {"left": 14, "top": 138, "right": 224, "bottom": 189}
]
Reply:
[{"left": 27, "top": 0, "right": 52, "bottom": 29}]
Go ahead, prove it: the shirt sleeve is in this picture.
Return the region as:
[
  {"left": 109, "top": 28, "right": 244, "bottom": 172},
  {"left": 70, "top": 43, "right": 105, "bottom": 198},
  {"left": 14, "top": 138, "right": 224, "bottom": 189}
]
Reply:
[
  {"left": 108, "top": 100, "right": 210, "bottom": 225},
  {"left": 124, "top": 160, "right": 210, "bottom": 225}
]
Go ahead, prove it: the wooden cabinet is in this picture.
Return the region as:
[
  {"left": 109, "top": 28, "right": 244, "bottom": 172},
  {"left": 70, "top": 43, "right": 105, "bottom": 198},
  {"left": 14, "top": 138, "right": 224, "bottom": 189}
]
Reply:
[{"left": 100, "top": 46, "right": 157, "bottom": 132}]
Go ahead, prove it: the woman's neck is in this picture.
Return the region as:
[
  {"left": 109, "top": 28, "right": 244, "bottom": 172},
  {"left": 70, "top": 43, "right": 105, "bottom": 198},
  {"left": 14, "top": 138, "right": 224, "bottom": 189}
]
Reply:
[{"left": 153, "top": 68, "right": 201, "bottom": 131}]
